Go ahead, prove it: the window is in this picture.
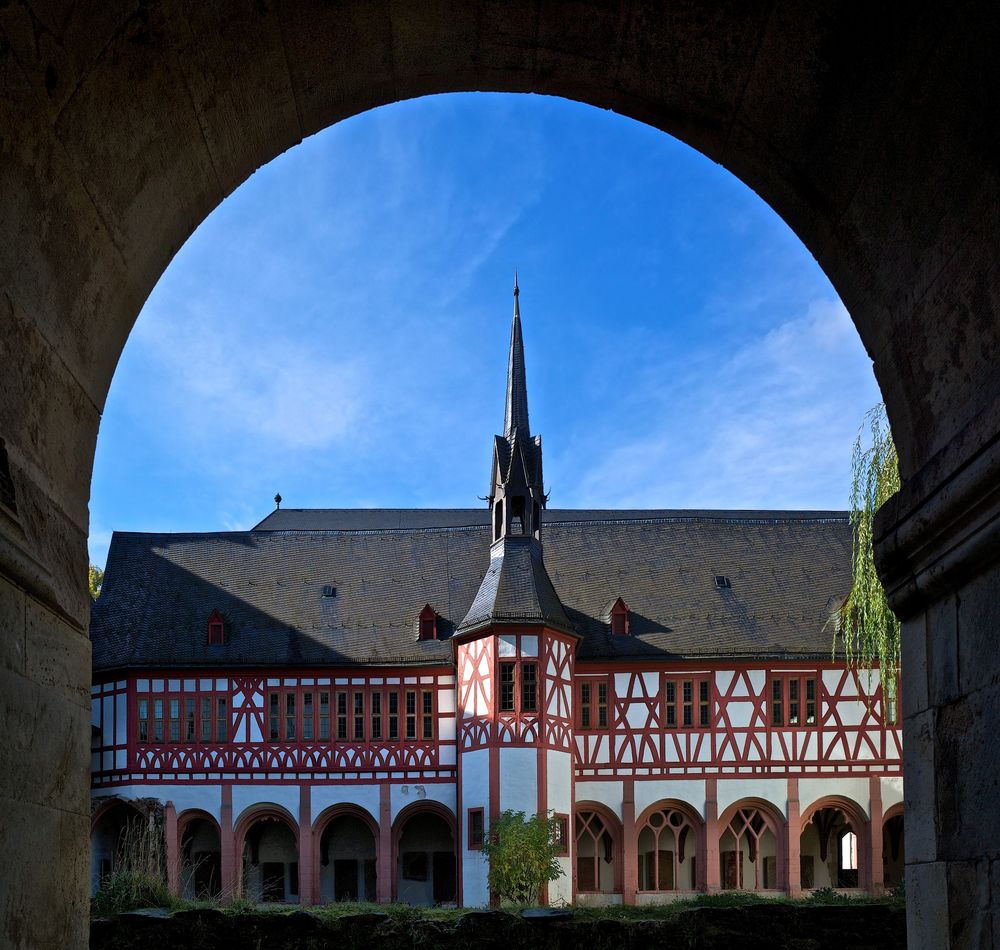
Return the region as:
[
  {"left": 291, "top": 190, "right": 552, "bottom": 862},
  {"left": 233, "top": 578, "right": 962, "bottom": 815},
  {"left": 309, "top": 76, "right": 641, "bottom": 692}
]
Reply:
[
  {"left": 521, "top": 663, "right": 537, "bottom": 712},
  {"left": 139, "top": 690, "right": 224, "bottom": 744},
  {"left": 388, "top": 691, "right": 400, "bottom": 740},
  {"left": 353, "top": 691, "right": 365, "bottom": 741},
  {"left": 319, "top": 691, "right": 330, "bottom": 740},
  {"left": 500, "top": 660, "right": 540, "bottom": 715},
  {"left": 302, "top": 691, "right": 314, "bottom": 740},
  {"left": 499, "top": 662, "right": 516, "bottom": 712},
  {"left": 665, "top": 678, "right": 709, "bottom": 729},
  {"left": 206, "top": 608, "right": 224, "bottom": 645},
  {"left": 553, "top": 813, "right": 569, "bottom": 856},
  {"left": 468, "top": 808, "right": 485, "bottom": 850},
  {"left": 578, "top": 679, "right": 610, "bottom": 730},
  {"left": 770, "top": 676, "right": 818, "bottom": 727},
  {"left": 259, "top": 682, "right": 435, "bottom": 745},
  {"left": 422, "top": 689, "right": 434, "bottom": 739},
  {"left": 405, "top": 690, "right": 417, "bottom": 739},
  {"left": 371, "top": 692, "right": 382, "bottom": 740},
  {"left": 138, "top": 699, "right": 149, "bottom": 742},
  {"left": 336, "top": 691, "right": 348, "bottom": 740},
  {"left": 418, "top": 604, "right": 438, "bottom": 641}
]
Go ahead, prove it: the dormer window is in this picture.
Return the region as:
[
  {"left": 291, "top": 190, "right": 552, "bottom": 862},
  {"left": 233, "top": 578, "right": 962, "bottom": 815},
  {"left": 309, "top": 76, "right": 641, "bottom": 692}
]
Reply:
[
  {"left": 418, "top": 604, "right": 438, "bottom": 642},
  {"left": 207, "top": 608, "right": 225, "bottom": 645},
  {"left": 610, "top": 597, "right": 630, "bottom": 637}
]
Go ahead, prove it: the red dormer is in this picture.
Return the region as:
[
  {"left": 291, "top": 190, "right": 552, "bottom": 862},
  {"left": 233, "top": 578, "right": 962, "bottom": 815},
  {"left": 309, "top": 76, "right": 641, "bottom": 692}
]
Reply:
[
  {"left": 418, "top": 604, "right": 438, "bottom": 641},
  {"left": 207, "top": 608, "right": 225, "bottom": 645},
  {"left": 610, "top": 597, "right": 630, "bottom": 637}
]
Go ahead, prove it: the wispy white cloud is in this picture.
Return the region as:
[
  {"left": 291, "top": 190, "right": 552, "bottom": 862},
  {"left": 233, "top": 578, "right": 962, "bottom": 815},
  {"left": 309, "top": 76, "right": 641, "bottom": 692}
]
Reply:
[{"left": 565, "top": 298, "right": 880, "bottom": 511}]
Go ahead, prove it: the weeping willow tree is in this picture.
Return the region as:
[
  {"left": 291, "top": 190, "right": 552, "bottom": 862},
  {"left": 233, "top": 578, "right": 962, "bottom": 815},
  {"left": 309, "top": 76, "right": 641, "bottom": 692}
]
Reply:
[{"left": 835, "top": 403, "right": 901, "bottom": 702}]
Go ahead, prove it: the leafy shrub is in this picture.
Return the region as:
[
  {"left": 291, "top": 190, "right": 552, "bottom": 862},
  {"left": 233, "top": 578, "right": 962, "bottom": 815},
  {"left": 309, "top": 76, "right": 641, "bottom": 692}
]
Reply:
[
  {"left": 91, "top": 810, "right": 173, "bottom": 916},
  {"left": 480, "top": 809, "right": 565, "bottom": 905}
]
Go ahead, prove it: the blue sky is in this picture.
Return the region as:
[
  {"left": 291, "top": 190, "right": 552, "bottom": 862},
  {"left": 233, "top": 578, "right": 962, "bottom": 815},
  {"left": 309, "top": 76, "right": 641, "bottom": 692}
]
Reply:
[{"left": 89, "top": 93, "right": 882, "bottom": 568}]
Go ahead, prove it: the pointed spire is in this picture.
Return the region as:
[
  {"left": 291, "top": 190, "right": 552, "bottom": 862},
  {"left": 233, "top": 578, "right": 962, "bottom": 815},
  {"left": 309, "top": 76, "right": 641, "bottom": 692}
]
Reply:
[{"left": 504, "top": 273, "right": 530, "bottom": 438}]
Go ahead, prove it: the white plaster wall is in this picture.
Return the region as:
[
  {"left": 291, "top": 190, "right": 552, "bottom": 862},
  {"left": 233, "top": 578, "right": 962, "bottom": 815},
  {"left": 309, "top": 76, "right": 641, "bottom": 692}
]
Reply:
[
  {"left": 546, "top": 749, "right": 573, "bottom": 905},
  {"left": 391, "top": 782, "right": 456, "bottom": 822},
  {"left": 634, "top": 779, "right": 707, "bottom": 820},
  {"left": 716, "top": 779, "right": 788, "bottom": 818},
  {"left": 233, "top": 784, "right": 300, "bottom": 825},
  {"left": 92, "top": 785, "right": 224, "bottom": 822},
  {"left": 460, "top": 748, "right": 490, "bottom": 906},
  {"left": 575, "top": 781, "right": 623, "bottom": 820},
  {"left": 798, "top": 778, "right": 870, "bottom": 818},
  {"left": 312, "top": 784, "right": 380, "bottom": 826},
  {"left": 881, "top": 776, "right": 904, "bottom": 811},
  {"left": 499, "top": 747, "right": 537, "bottom": 816}
]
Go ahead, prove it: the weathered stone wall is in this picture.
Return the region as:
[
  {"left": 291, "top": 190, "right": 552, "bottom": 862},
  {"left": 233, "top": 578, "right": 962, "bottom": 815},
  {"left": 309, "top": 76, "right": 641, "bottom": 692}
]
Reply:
[{"left": 91, "top": 906, "right": 906, "bottom": 950}]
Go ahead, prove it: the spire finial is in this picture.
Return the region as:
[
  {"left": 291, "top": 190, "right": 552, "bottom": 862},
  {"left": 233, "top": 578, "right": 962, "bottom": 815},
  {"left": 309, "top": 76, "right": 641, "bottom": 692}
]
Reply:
[{"left": 504, "top": 276, "right": 529, "bottom": 438}]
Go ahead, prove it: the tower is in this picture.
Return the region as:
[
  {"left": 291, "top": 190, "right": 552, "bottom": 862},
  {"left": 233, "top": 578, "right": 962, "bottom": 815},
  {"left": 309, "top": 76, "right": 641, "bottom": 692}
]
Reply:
[{"left": 454, "top": 279, "right": 578, "bottom": 905}]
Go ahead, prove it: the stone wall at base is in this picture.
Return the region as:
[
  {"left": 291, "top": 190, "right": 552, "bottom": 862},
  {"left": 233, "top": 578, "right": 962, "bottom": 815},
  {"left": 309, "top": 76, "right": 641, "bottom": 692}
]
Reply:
[{"left": 91, "top": 904, "right": 905, "bottom": 950}]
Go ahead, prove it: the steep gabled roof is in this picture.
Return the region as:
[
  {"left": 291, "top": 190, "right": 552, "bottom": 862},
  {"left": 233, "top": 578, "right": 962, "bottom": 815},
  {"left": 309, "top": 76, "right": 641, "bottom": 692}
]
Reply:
[{"left": 91, "top": 509, "right": 852, "bottom": 671}]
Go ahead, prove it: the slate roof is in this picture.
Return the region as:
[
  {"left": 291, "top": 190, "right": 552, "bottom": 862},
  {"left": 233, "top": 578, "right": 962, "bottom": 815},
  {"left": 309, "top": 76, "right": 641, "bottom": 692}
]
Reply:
[
  {"left": 91, "top": 509, "right": 852, "bottom": 673},
  {"left": 458, "top": 536, "right": 573, "bottom": 634}
]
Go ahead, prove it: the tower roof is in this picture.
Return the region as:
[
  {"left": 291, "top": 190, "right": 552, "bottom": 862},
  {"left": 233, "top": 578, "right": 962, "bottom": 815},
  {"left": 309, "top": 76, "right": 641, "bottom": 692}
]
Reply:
[{"left": 504, "top": 274, "right": 530, "bottom": 438}]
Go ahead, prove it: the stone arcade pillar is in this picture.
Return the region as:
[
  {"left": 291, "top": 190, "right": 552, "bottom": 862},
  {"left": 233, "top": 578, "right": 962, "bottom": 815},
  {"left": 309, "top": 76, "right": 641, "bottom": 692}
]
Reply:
[
  {"left": 377, "top": 784, "right": 393, "bottom": 903},
  {"left": 869, "top": 776, "right": 884, "bottom": 895},
  {"left": 622, "top": 779, "right": 637, "bottom": 905},
  {"left": 704, "top": 779, "right": 720, "bottom": 893},
  {"left": 164, "top": 801, "right": 179, "bottom": 898},
  {"left": 298, "top": 785, "right": 313, "bottom": 905},
  {"left": 876, "top": 442, "right": 1000, "bottom": 949},
  {"left": 786, "top": 779, "right": 801, "bottom": 897},
  {"left": 220, "top": 785, "right": 236, "bottom": 900}
]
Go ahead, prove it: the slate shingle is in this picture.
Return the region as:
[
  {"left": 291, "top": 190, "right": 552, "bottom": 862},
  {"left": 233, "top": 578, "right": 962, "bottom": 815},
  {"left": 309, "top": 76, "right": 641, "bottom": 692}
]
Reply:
[{"left": 91, "top": 508, "right": 851, "bottom": 672}]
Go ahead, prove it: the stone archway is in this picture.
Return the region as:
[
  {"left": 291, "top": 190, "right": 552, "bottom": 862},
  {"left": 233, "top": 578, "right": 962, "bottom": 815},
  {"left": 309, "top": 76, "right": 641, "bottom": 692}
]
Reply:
[{"left": 3, "top": 4, "right": 999, "bottom": 946}]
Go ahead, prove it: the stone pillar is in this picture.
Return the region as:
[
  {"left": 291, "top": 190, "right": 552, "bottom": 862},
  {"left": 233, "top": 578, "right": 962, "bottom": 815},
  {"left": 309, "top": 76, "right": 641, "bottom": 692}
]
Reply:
[
  {"left": 220, "top": 785, "right": 235, "bottom": 901},
  {"left": 704, "top": 778, "right": 720, "bottom": 892},
  {"left": 377, "top": 783, "right": 393, "bottom": 903},
  {"left": 298, "top": 784, "right": 312, "bottom": 905},
  {"left": 868, "top": 776, "right": 883, "bottom": 895},
  {"left": 875, "top": 439, "right": 1000, "bottom": 949},
  {"left": 786, "top": 779, "right": 801, "bottom": 897},
  {"left": 164, "top": 801, "right": 180, "bottom": 898},
  {"left": 622, "top": 778, "right": 637, "bottom": 904}
]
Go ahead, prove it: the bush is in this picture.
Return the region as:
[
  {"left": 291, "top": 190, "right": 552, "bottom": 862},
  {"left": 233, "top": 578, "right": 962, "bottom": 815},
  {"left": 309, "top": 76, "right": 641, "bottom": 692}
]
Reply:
[
  {"left": 91, "top": 810, "right": 173, "bottom": 916},
  {"left": 480, "top": 810, "right": 565, "bottom": 905}
]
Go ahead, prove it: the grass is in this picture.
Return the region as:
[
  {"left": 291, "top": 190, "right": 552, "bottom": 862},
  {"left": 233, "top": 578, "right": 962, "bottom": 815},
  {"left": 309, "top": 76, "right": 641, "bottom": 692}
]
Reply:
[{"left": 95, "top": 887, "right": 904, "bottom": 921}]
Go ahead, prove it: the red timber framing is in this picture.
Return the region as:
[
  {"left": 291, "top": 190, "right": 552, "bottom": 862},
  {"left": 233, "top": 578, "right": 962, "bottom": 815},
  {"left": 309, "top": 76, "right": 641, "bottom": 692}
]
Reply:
[
  {"left": 91, "top": 666, "right": 456, "bottom": 786},
  {"left": 572, "top": 660, "right": 902, "bottom": 779},
  {"left": 455, "top": 627, "right": 576, "bottom": 754}
]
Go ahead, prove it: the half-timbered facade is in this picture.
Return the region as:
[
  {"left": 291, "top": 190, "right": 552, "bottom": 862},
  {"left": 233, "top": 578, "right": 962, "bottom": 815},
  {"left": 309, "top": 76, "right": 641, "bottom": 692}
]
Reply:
[{"left": 90, "top": 282, "right": 903, "bottom": 906}]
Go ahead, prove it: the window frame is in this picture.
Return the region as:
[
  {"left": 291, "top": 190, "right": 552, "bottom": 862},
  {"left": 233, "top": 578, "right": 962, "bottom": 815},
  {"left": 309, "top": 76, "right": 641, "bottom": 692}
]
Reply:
[
  {"left": 137, "top": 687, "right": 227, "bottom": 745},
  {"left": 468, "top": 807, "right": 485, "bottom": 851},
  {"left": 664, "top": 676, "right": 711, "bottom": 730},
  {"left": 498, "top": 659, "right": 541, "bottom": 717},
  {"left": 577, "top": 676, "right": 611, "bottom": 731},
  {"left": 769, "top": 674, "right": 819, "bottom": 728}
]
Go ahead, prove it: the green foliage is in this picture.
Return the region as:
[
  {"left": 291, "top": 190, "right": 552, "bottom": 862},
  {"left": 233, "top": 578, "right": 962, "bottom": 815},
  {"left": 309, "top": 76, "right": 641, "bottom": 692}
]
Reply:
[
  {"left": 835, "top": 403, "right": 901, "bottom": 702},
  {"left": 89, "top": 563, "right": 104, "bottom": 600},
  {"left": 91, "top": 811, "right": 173, "bottom": 916},
  {"left": 480, "top": 809, "right": 565, "bottom": 905}
]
